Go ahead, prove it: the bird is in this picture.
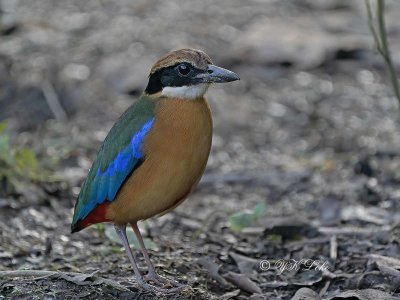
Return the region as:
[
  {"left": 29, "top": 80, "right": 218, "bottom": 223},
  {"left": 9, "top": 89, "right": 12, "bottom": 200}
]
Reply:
[{"left": 71, "top": 48, "right": 239, "bottom": 293}]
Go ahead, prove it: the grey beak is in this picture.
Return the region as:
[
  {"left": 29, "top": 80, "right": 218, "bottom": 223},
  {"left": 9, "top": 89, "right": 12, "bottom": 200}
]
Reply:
[{"left": 196, "top": 64, "right": 240, "bottom": 83}]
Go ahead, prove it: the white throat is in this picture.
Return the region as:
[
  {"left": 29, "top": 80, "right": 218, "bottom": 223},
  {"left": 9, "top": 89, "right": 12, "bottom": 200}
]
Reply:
[{"left": 161, "top": 84, "right": 210, "bottom": 99}]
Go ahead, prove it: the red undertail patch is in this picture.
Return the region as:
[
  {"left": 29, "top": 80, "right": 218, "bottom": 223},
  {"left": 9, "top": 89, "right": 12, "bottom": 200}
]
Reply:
[{"left": 72, "top": 202, "right": 111, "bottom": 233}]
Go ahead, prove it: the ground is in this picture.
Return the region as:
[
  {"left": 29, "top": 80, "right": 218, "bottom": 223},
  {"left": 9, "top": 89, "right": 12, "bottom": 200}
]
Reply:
[{"left": 1, "top": 0, "right": 400, "bottom": 299}]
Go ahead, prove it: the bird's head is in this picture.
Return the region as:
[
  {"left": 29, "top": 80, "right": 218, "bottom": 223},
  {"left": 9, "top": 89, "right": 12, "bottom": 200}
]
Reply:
[{"left": 145, "top": 48, "right": 239, "bottom": 99}]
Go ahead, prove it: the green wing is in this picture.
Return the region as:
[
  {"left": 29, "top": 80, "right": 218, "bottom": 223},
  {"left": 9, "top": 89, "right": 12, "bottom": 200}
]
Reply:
[{"left": 71, "top": 95, "right": 155, "bottom": 227}]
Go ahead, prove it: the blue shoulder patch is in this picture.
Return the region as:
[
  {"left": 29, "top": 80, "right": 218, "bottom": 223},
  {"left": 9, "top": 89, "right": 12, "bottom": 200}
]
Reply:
[{"left": 96, "top": 118, "right": 154, "bottom": 177}]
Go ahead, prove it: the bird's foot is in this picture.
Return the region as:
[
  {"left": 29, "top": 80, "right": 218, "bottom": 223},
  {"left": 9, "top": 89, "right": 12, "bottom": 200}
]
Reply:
[
  {"left": 135, "top": 277, "right": 185, "bottom": 294},
  {"left": 142, "top": 272, "right": 185, "bottom": 291}
]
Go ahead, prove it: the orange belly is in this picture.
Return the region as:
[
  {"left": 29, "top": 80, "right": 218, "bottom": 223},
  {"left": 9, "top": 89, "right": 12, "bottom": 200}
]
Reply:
[{"left": 106, "top": 97, "right": 213, "bottom": 225}]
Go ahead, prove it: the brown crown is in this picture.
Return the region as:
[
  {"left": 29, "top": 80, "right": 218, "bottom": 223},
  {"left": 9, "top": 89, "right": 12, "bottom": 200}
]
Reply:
[{"left": 150, "top": 48, "right": 213, "bottom": 75}]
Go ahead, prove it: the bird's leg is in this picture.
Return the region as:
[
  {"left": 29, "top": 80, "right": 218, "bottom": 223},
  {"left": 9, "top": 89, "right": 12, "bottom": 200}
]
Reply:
[
  {"left": 114, "top": 224, "right": 143, "bottom": 282},
  {"left": 130, "top": 222, "right": 159, "bottom": 280},
  {"left": 115, "top": 224, "right": 183, "bottom": 294},
  {"left": 130, "top": 222, "right": 184, "bottom": 289}
]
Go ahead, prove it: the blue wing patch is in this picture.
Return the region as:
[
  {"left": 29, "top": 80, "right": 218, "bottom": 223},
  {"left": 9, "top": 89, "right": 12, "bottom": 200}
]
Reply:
[
  {"left": 73, "top": 117, "right": 155, "bottom": 223},
  {"left": 96, "top": 119, "right": 154, "bottom": 177}
]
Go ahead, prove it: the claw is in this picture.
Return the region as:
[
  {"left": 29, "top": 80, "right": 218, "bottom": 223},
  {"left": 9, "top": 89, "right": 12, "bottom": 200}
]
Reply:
[
  {"left": 136, "top": 276, "right": 185, "bottom": 294},
  {"left": 143, "top": 272, "right": 184, "bottom": 288}
]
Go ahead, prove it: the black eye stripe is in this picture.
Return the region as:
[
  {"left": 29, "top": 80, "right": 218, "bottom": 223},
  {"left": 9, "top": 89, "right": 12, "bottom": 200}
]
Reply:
[{"left": 145, "top": 63, "right": 205, "bottom": 94}]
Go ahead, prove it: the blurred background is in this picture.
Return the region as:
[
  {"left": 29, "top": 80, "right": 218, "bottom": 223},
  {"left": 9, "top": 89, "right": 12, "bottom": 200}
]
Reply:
[{"left": 1, "top": 0, "right": 400, "bottom": 299}]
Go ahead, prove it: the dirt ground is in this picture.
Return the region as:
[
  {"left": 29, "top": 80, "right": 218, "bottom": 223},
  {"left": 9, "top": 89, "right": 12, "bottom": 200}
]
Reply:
[{"left": 1, "top": 0, "right": 400, "bottom": 299}]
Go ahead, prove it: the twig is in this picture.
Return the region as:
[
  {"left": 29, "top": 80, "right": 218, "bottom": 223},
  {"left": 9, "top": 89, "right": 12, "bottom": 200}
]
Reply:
[
  {"left": 330, "top": 235, "right": 337, "bottom": 260},
  {"left": 365, "top": 0, "right": 380, "bottom": 48},
  {"left": 365, "top": 0, "right": 400, "bottom": 103},
  {"left": 199, "top": 170, "right": 309, "bottom": 187},
  {"left": 0, "top": 1, "right": 2, "bottom": 32},
  {"left": 0, "top": 270, "right": 60, "bottom": 277},
  {"left": 0, "top": 270, "right": 130, "bottom": 291},
  {"left": 319, "top": 225, "right": 391, "bottom": 235},
  {"left": 42, "top": 80, "right": 67, "bottom": 121},
  {"left": 377, "top": 0, "right": 400, "bottom": 102}
]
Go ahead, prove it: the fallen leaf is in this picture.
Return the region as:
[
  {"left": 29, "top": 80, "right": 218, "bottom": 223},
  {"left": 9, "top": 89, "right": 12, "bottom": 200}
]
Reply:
[
  {"left": 260, "top": 281, "right": 288, "bottom": 288},
  {"left": 319, "top": 194, "right": 342, "bottom": 225},
  {"left": 196, "top": 257, "right": 229, "bottom": 286},
  {"left": 0, "top": 122, "right": 7, "bottom": 134},
  {"left": 229, "top": 202, "right": 266, "bottom": 232},
  {"left": 290, "top": 270, "right": 323, "bottom": 286},
  {"left": 327, "top": 288, "right": 398, "bottom": 300},
  {"left": 377, "top": 264, "right": 400, "bottom": 278},
  {"left": 229, "top": 252, "right": 259, "bottom": 275},
  {"left": 220, "top": 289, "right": 241, "bottom": 300},
  {"left": 291, "top": 287, "right": 321, "bottom": 300},
  {"left": 263, "top": 217, "right": 319, "bottom": 240},
  {"left": 59, "top": 270, "right": 102, "bottom": 286},
  {"left": 367, "top": 254, "right": 400, "bottom": 269},
  {"left": 224, "top": 272, "right": 262, "bottom": 294},
  {"left": 342, "top": 205, "right": 388, "bottom": 225}
]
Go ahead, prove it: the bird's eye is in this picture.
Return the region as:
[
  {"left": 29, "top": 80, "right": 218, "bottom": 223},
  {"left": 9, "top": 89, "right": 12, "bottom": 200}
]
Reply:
[{"left": 177, "top": 64, "right": 190, "bottom": 76}]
